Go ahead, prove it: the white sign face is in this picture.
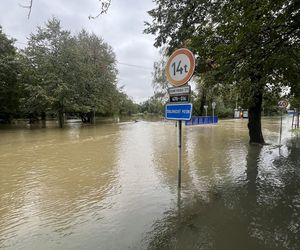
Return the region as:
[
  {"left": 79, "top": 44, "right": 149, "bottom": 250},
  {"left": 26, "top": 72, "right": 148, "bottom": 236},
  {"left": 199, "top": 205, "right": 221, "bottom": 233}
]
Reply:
[
  {"left": 166, "top": 49, "right": 195, "bottom": 87},
  {"left": 212, "top": 102, "right": 216, "bottom": 109},
  {"left": 168, "top": 85, "right": 191, "bottom": 95},
  {"left": 278, "top": 100, "right": 288, "bottom": 109},
  {"left": 204, "top": 105, "right": 208, "bottom": 110}
]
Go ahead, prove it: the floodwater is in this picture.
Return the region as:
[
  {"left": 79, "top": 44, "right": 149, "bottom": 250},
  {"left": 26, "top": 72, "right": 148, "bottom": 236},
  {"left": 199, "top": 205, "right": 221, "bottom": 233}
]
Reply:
[{"left": 0, "top": 117, "right": 299, "bottom": 250}]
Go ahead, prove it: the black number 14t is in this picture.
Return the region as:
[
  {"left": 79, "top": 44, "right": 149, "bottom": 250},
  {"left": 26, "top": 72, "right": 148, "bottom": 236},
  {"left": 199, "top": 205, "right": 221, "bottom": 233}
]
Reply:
[{"left": 172, "top": 60, "right": 188, "bottom": 76}]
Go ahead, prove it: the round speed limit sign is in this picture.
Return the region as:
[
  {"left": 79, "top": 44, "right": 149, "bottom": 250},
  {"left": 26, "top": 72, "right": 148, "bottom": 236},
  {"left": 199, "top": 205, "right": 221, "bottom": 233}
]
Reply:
[
  {"left": 166, "top": 48, "right": 195, "bottom": 87},
  {"left": 278, "top": 99, "right": 288, "bottom": 109}
]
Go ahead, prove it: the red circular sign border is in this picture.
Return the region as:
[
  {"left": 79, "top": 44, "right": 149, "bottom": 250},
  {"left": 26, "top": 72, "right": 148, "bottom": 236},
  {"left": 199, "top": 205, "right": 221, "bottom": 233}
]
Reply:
[
  {"left": 166, "top": 48, "right": 195, "bottom": 87},
  {"left": 278, "top": 99, "right": 288, "bottom": 108}
]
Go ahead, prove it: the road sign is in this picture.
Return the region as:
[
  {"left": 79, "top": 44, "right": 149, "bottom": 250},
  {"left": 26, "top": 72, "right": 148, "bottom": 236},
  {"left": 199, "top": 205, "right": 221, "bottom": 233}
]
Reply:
[
  {"left": 169, "top": 95, "right": 189, "bottom": 103},
  {"left": 166, "top": 48, "right": 195, "bottom": 87},
  {"left": 165, "top": 103, "right": 193, "bottom": 121},
  {"left": 278, "top": 99, "right": 288, "bottom": 145},
  {"left": 168, "top": 85, "right": 191, "bottom": 95},
  {"left": 278, "top": 99, "right": 288, "bottom": 109},
  {"left": 212, "top": 102, "right": 216, "bottom": 109}
]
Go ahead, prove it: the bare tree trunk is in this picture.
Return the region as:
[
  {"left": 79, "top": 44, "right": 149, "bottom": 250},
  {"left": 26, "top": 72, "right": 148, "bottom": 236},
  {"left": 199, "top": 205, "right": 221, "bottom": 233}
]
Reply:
[
  {"left": 58, "top": 110, "right": 64, "bottom": 128},
  {"left": 41, "top": 112, "right": 46, "bottom": 121},
  {"left": 200, "top": 89, "right": 206, "bottom": 116},
  {"left": 248, "top": 89, "right": 265, "bottom": 144}
]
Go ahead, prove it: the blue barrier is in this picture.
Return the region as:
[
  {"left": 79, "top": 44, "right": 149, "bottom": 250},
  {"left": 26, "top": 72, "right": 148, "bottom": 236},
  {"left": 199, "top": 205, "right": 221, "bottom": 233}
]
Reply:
[{"left": 185, "top": 116, "right": 218, "bottom": 126}]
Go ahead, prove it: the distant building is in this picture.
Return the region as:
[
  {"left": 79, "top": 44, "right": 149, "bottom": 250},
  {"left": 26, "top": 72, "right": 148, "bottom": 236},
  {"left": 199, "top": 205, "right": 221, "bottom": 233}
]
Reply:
[{"left": 234, "top": 109, "right": 248, "bottom": 119}]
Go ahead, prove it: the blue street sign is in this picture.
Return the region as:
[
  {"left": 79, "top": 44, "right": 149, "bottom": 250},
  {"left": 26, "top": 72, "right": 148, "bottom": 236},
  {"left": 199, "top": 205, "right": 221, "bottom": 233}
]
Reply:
[{"left": 165, "top": 103, "right": 193, "bottom": 121}]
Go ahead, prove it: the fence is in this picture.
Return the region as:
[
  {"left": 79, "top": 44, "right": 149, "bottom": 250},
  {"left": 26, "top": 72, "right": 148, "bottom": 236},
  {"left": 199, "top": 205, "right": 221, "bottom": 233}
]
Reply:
[{"left": 185, "top": 116, "right": 218, "bottom": 126}]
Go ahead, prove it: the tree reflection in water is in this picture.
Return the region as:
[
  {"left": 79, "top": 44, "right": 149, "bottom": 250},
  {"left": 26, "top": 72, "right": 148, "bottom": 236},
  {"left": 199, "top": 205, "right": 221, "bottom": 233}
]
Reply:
[{"left": 145, "top": 138, "right": 300, "bottom": 250}]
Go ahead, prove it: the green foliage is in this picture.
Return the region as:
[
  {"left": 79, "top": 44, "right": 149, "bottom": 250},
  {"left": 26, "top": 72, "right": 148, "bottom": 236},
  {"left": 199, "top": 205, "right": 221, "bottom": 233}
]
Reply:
[
  {"left": 145, "top": 0, "right": 300, "bottom": 101},
  {"left": 146, "top": 0, "right": 300, "bottom": 142},
  {"left": 71, "top": 29, "right": 118, "bottom": 115},
  {"left": 1, "top": 19, "right": 139, "bottom": 126},
  {"left": 289, "top": 77, "right": 300, "bottom": 108},
  {"left": 18, "top": 18, "right": 133, "bottom": 125},
  {"left": 21, "top": 18, "right": 75, "bottom": 120},
  {"left": 152, "top": 48, "right": 169, "bottom": 95},
  {"left": 0, "top": 26, "right": 20, "bottom": 122},
  {"left": 140, "top": 94, "right": 164, "bottom": 114},
  {"left": 118, "top": 91, "right": 139, "bottom": 115}
]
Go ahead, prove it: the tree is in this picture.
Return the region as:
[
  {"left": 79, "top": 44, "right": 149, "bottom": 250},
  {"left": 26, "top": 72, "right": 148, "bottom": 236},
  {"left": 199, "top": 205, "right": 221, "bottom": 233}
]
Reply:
[
  {"left": 22, "top": 18, "right": 75, "bottom": 127},
  {"left": 76, "top": 30, "right": 118, "bottom": 117},
  {"left": 140, "top": 94, "right": 164, "bottom": 114},
  {"left": 118, "top": 92, "right": 139, "bottom": 115},
  {"left": 21, "top": 19, "right": 119, "bottom": 126},
  {"left": 145, "top": 0, "right": 300, "bottom": 143},
  {"left": 152, "top": 48, "right": 169, "bottom": 95},
  {"left": 0, "top": 26, "right": 20, "bottom": 123},
  {"left": 71, "top": 30, "right": 118, "bottom": 122}
]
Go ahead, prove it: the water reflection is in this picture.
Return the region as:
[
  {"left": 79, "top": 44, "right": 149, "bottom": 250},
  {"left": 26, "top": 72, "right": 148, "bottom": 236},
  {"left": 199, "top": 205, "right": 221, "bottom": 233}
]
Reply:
[
  {"left": 249, "top": 137, "right": 300, "bottom": 250},
  {"left": 0, "top": 117, "right": 299, "bottom": 250},
  {"left": 146, "top": 121, "right": 299, "bottom": 250}
]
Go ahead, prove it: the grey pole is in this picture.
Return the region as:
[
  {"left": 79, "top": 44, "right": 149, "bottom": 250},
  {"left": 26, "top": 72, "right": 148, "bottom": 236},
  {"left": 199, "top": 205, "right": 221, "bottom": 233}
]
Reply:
[
  {"left": 204, "top": 105, "right": 208, "bottom": 117},
  {"left": 178, "top": 120, "right": 182, "bottom": 188},
  {"left": 212, "top": 102, "right": 216, "bottom": 124},
  {"left": 279, "top": 111, "right": 283, "bottom": 145}
]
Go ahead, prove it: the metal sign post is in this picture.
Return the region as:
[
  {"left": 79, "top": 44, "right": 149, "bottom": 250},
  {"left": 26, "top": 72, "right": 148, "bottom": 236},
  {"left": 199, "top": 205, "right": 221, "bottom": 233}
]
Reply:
[
  {"left": 278, "top": 99, "right": 288, "bottom": 145},
  {"left": 165, "top": 48, "right": 195, "bottom": 189},
  {"left": 279, "top": 111, "right": 283, "bottom": 145},
  {"left": 177, "top": 120, "right": 182, "bottom": 188},
  {"left": 165, "top": 103, "right": 192, "bottom": 188},
  {"left": 212, "top": 102, "right": 216, "bottom": 123},
  {"left": 204, "top": 105, "right": 208, "bottom": 117}
]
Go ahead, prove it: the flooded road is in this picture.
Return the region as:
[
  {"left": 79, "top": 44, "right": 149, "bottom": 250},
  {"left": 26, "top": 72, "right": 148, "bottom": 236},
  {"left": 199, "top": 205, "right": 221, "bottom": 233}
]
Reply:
[{"left": 0, "top": 117, "right": 299, "bottom": 249}]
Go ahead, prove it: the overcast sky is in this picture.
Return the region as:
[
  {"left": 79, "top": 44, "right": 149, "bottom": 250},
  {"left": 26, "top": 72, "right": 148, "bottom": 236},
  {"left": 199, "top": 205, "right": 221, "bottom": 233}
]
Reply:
[{"left": 0, "top": 0, "right": 160, "bottom": 103}]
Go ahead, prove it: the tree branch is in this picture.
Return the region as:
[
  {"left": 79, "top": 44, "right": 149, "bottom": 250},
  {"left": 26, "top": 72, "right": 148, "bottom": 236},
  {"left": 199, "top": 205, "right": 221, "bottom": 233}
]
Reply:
[
  {"left": 20, "top": 0, "right": 112, "bottom": 20},
  {"left": 88, "top": 0, "right": 111, "bottom": 19},
  {"left": 19, "top": 0, "right": 33, "bottom": 19}
]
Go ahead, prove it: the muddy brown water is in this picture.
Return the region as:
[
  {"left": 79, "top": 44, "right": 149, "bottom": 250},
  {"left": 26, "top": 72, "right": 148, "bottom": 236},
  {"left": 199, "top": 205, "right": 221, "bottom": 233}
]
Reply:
[{"left": 0, "top": 117, "right": 299, "bottom": 249}]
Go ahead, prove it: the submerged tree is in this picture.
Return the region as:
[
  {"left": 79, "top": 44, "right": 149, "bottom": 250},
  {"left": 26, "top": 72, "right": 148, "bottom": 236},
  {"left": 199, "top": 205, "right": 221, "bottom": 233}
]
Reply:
[
  {"left": 22, "top": 18, "right": 75, "bottom": 127},
  {"left": 21, "top": 18, "right": 119, "bottom": 127},
  {"left": 145, "top": 0, "right": 300, "bottom": 143},
  {"left": 0, "top": 26, "right": 20, "bottom": 123},
  {"left": 72, "top": 29, "right": 118, "bottom": 122}
]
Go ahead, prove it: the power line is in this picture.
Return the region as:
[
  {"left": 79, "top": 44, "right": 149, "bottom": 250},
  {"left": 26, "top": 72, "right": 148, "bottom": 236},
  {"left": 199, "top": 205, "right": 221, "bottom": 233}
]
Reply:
[{"left": 117, "top": 61, "right": 153, "bottom": 71}]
